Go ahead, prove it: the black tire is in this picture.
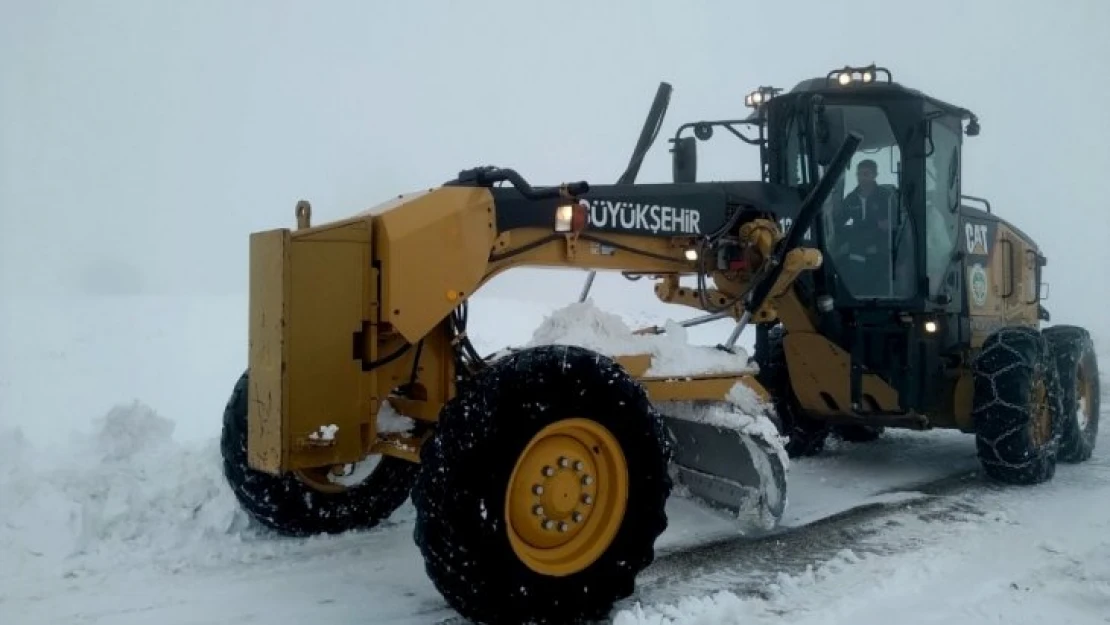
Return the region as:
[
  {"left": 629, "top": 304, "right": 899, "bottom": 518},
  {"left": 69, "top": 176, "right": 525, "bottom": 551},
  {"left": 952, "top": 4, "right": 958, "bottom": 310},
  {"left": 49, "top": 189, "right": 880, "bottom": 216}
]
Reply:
[
  {"left": 1044, "top": 325, "right": 1101, "bottom": 463},
  {"left": 831, "top": 424, "right": 885, "bottom": 443},
  {"left": 411, "top": 345, "right": 672, "bottom": 625},
  {"left": 971, "top": 326, "right": 1065, "bottom": 485},
  {"left": 756, "top": 326, "right": 829, "bottom": 457},
  {"left": 220, "top": 370, "right": 419, "bottom": 537}
]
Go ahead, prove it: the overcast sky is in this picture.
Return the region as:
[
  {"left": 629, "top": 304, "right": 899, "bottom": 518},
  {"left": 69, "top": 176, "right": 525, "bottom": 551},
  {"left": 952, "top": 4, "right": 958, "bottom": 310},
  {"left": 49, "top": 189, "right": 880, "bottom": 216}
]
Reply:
[{"left": 2, "top": 0, "right": 1108, "bottom": 330}]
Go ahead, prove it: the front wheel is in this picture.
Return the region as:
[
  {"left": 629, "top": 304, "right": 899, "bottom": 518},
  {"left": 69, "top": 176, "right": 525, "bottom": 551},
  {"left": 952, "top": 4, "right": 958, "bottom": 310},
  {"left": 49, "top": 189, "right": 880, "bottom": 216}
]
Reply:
[
  {"left": 220, "top": 370, "right": 419, "bottom": 537},
  {"left": 411, "top": 345, "right": 672, "bottom": 625}
]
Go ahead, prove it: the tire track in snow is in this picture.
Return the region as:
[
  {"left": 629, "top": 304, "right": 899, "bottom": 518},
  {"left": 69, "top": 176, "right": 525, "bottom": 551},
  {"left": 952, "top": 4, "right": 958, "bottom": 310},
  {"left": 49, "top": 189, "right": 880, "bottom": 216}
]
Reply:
[{"left": 622, "top": 469, "right": 988, "bottom": 610}]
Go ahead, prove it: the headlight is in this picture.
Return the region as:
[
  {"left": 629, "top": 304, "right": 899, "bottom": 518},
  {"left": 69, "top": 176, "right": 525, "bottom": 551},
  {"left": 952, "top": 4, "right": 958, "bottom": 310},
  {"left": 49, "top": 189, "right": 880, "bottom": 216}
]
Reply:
[
  {"left": 555, "top": 201, "right": 588, "bottom": 233},
  {"left": 555, "top": 204, "right": 575, "bottom": 232},
  {"left": 744, "top": 86, "right": 780, "bottom": 109}
]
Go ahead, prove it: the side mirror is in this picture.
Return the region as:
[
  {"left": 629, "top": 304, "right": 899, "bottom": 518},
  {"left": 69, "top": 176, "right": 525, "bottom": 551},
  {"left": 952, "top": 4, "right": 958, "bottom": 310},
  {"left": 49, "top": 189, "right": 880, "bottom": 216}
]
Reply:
[
  {"left": 671, "top": 136, "right": 697, "bottom": 183},
  {"left": 815, "top": 107, "right": 847, "bottom": 167},
  {"left": 966, "top": 116, "right": 980, "bottom": 136}
]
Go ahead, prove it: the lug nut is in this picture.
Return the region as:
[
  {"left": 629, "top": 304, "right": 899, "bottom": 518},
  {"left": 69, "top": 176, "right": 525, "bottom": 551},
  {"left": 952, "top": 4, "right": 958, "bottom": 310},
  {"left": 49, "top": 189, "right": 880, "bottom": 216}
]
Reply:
[
  {"left": 573, "top": 460, "right": 584, "bottom": 472},
  {"left": 533, "top": 505, "right": 544, "bottom": 516},
  {"left": 582, "top": 475, "right": 594, "bottom": 486},
  {"left": 532, "top": 485, "right": 544, "bottom": 495},
  {"left": 572, "top": 512, "right": 583, "bottom": 523},
  {"left": 558, "top": 522, "right": 569, "bottom": 532},
  {"left": 559, "top": 457, "right": 571, "bottom": 468},
  {"left": 542, "top": 466, "right": 555, "bottom": 477},
  {"left": 543, "top": 520, "right": 556, "bottom": 530},
  {"left": 582, "top": 494, "right": 593, "bottom": 505}
]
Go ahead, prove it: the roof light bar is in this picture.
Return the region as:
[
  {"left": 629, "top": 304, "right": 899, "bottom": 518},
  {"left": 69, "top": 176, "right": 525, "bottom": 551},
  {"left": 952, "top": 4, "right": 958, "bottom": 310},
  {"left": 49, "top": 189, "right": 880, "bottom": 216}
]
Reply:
[{"left": 826, "top": 64, "right": 893, "bottom": 86}]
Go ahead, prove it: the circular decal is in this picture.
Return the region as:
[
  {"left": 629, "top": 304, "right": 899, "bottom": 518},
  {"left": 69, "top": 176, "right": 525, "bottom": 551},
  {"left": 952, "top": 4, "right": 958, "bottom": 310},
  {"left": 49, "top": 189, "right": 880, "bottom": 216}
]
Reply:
[{"left": 969, "top": 263, "right": 988, "bottom": 307}]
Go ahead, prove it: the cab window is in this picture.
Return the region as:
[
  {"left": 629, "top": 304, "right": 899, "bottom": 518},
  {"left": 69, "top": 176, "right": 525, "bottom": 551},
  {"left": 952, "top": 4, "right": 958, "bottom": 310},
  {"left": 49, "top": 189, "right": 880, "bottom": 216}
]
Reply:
[
  {"left": 819, "top": 104, "right": 915, "bottom": 300},
  {"left": 923, "top": 117, "right": 962, "bottom": 297}
]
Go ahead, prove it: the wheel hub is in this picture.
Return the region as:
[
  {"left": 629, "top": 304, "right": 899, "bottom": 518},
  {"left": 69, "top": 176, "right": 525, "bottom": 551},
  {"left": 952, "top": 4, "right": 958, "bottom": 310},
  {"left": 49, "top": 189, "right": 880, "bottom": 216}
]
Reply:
[{"left": 505, "top": 418, "right": 628, "bottom": 577}]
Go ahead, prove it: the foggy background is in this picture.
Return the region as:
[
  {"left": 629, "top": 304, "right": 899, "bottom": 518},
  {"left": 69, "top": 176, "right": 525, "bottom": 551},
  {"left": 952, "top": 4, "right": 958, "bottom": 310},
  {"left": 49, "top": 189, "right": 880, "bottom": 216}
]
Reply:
[{"left": 2, "top": 0, "right": 1109, "bottom": 333}]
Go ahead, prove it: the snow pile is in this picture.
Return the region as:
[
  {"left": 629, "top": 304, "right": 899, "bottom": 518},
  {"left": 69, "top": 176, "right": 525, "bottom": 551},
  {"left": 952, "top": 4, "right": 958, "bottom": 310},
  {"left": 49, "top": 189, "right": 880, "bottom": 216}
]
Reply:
[
  {"left": 0, "top": 395, "right": 428, "bottom": 583},
  {"left": 0, "top": 401, "right": 252, "bottom": 578},
  {"left": 527, "top": 300, "right": 755, "bottom": 377}
]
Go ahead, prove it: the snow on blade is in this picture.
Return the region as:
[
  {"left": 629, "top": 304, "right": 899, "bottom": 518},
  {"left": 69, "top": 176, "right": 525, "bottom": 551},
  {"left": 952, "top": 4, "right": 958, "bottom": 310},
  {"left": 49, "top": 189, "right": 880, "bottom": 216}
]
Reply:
[
  {"left": 528, "top": 299, "right": 784, "bottom": 454},
  {"left": 659, "top": 381, "right": 790, "bottom": 530},
  {"left": 664, "top": 382, "right": 785, "bottom": 451},
  {"left": 527, "top": 300, "right": 755, "bottom": 377},
  {"left": 377, "top": 400, "right": 416, "bottom": 433}
]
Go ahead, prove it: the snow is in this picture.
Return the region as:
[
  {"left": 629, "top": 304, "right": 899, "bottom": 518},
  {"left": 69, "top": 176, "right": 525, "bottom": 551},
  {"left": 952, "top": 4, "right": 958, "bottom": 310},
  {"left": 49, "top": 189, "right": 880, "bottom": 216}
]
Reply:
[
  {"left": 527, "top": 300, "right": 755, "bottom": 377},
  {"left": 1, "top": 291, "right": 1108, "bottom": 625},
  {"left": 377, "top": 401, "right": 416, "bottom": 434},
  {"left": 308, "top": 424, "right": 339, "bottom": 441},
  {"left": 614, "top": 449, "right": 1110, "bottom": 625},
  {"left": 0, "top": 399, "right": 247, "bottom": 582}
]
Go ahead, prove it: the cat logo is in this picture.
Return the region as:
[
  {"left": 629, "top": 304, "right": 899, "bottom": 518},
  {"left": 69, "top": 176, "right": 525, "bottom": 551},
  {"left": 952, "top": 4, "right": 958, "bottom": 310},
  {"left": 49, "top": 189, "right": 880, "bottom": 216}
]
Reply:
[
  {"left": 969, "top": 263, "right": 989, "bottom": 308},
  {"left": 965, "top": 223, "right": 990, "bottom": 256}
]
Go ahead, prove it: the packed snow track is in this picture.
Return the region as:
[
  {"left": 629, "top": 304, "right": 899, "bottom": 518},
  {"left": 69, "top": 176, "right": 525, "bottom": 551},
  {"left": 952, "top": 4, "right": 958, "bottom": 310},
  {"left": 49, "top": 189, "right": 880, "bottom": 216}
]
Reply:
[{"left": 1, "top": 293, "right": 1107, "bottom": 625}]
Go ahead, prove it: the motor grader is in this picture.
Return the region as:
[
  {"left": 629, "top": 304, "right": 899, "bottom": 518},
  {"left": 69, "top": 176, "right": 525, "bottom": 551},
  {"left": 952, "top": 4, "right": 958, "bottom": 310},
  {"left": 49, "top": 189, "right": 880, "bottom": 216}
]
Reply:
[{"left": 220, "top": 64, "right": 1100, "bottom": 624}]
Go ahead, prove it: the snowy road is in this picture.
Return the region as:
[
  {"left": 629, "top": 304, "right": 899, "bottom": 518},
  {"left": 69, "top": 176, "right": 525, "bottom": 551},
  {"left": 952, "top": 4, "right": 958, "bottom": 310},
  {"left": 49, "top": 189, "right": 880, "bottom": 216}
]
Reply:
[{"left": 1, "top": 291, "right": 1106, "bottom": 625}]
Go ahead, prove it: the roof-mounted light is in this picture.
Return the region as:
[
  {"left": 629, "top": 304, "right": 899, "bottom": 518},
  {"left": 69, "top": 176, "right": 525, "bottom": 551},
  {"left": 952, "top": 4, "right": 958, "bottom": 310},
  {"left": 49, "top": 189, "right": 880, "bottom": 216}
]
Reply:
[
  {"left": 827, "top": 64, "right": 892, "bottom": 87},
  {"left": 744, "top": 85, "right": 781, "bottom": 109}
]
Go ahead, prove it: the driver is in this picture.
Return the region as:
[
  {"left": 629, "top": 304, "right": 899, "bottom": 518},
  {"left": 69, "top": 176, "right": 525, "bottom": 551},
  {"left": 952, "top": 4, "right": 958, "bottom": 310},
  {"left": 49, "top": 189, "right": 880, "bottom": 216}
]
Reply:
[
  {"left": 832, "top": 159, "right": 898, "bottom": 296},
  {"left": 835, "top": 159, "right": 895, "bottom": 261}
]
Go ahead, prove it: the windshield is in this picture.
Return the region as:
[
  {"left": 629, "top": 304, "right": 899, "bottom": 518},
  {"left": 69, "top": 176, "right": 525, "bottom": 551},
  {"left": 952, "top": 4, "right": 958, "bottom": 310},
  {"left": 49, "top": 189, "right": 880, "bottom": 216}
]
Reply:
[{"left": 816, "top": 104, "right": 916, "bottom": 301}]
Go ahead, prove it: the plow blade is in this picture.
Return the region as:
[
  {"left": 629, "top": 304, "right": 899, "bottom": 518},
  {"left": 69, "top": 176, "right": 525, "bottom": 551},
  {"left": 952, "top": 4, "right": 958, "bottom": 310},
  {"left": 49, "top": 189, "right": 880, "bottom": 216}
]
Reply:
[{"left": 660, "top": 409, "right": 788, "bottom": 533}]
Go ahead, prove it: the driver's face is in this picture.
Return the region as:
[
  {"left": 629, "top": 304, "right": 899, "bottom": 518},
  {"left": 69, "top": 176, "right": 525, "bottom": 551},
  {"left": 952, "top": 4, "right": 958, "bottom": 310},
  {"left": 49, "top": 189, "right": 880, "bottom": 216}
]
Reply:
[{"left": 857, "top": 168, "right": 877, "bottom": 187}]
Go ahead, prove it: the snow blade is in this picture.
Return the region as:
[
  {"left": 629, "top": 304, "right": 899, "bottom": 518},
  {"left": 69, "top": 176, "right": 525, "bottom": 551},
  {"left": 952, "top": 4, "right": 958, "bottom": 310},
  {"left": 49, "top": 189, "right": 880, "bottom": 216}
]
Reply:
[{"left": 661, "top": 410, "right": 788, "bottom": 532}]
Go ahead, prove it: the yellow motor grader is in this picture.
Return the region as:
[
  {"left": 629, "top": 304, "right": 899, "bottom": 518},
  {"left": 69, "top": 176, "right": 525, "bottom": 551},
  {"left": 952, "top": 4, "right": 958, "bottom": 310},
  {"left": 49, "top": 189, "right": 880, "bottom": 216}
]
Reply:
[{"left": 220, "top": 65, "right": 1100, "bottom": 624}]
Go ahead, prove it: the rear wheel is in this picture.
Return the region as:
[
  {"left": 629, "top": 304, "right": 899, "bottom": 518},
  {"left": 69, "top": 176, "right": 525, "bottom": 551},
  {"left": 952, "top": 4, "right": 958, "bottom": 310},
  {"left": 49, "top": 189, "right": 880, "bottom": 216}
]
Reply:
[
  {"left": 220, "top": 370, "right": 418, "bottom": 536},
  {"left": 411, "top": 345, "right": 671, "bottom": 625},
  {"left": 1043, "top": 325, "right": 1100, "bottom": 463},
  {"left": 971, "top": 326, "right": 1064, "bottom": 485}
]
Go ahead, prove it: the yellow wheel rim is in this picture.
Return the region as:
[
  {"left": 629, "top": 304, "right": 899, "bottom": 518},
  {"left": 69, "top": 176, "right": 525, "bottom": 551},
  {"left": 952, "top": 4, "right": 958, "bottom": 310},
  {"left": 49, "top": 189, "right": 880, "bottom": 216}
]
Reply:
[
  {"left": 1030, "top": 374, "right": 1051, "bottom": 446},
  {"left": 292, "top": 456, "right": 383, "bottom": 494},
  {"left": 293, "top": 467, "right": 348, "bottom": 494},
  {"left": 1077, "top": 361, "right": 1093, "bottom": 430},
  {"left": 504, "top": 418, "right": 629, "bottom": 577}
]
